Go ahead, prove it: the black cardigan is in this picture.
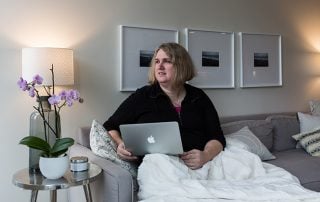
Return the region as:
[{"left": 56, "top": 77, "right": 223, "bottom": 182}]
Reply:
[{"left": 103, "top": 83, "right": 225, "bottom": 152}]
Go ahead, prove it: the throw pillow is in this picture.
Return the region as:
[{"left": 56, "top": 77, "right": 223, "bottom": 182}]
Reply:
[
  {"left": 221, "top": 120, "right": 273, "bottom": 150},
  {"left": 297, "top": 112, "right": 320, "bottom": 133},
  {"left": 292, "top": 128, "right": 320, "bottom": 156},
  {"left": 309, "top": 100, "right": 320, "bottom": 116},
  {"left": 225, "top": 126, "right": 276, "bottom": 161},
  {"left": 89, "top": 119, "right": 138, "bottom": 177},
  {"left": 266, "top": 115, "right": 299, "bottom": 152}
]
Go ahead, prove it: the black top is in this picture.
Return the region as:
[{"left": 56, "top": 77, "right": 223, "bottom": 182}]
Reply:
[{"left": 103, "top": 83, "right": 226, "bottom": 151}]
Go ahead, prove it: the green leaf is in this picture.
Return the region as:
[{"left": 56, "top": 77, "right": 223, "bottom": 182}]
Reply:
[
  {"left": 19, "top": 136, "right": 51, "bottom": 154},
  {"left": 50, "top": 149, "right": 68, "bottom": 157},
  {"left": 50, "top": 137, "right": 74, "bottom": 157}
]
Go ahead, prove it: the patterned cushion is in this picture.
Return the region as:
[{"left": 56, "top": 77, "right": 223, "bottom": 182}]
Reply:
[
  {"left": 225, "top": 126, "right": 276, "bottom": 160},
  {"left": 292, "top": 128, "right": 320, "bottom": 156},
  {"left": 89, "top": 120, "right": 138, "bottom": 177},
  {"left": 309, "top": 100, "right": 320, "bottom": 116}
]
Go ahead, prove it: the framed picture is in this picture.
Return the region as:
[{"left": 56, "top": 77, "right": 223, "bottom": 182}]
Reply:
[
  {"left": 240, "top": 33, "right": 282, "bottom": 88},
  {"left": 120, "top": 25, "right": 179, "bottom": 91},
  {"left": 185, "top": 28, "right": 234, "bottom": 88}
]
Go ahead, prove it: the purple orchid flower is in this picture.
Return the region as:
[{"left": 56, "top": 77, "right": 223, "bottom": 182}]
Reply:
[
  {"left": 59, "top": 90, "right": 67, "bottom": 100},
  {"left": 61, "top": 90, "right": 80, "bottom": 107},
  {"left": 32, "top": 74, "right": 43, "bottom": 85},
  {"left": 17, "top": 77, "right": 28, "bottom": 91},
  {"left": 28, "top": 86, "right": 36, "bottom": 97},
  {"left": 48, "top": 94, "right": 61, "bottom": 105},
  {"left": 66, "top": 98, "right": 74, "bottom": 107},
  {"left": 68, "top": 89, "right": 80, "bottom": 100}
]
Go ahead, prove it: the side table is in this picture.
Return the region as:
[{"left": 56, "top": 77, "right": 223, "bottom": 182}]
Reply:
[{"left": 12, "top": 163, "right": 102, "bottom": 202}]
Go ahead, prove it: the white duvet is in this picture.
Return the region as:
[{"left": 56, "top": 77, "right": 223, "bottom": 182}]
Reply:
[{"left": 137, "top": 145, "right": 320, "bottom": 202}]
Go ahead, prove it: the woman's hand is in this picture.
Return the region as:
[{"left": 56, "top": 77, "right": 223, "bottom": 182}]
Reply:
[
  {"left": 180, "top": 149, "right": 209, "bottom": 170},
  {"left": 116, "top": 142, "right": 138, "bottom": 161},
  {"left": 181, "top": 140, "right": 224, "bottom": 170},
  {"left": 107, "top": 130, "right": 138, "bottom": 161}
]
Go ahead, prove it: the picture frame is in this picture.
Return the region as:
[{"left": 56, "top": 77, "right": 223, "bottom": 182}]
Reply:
[
  {"left": 240, "top": 32, "right": 282, "bottom": 88},
  {"left": 185, "top": 28, "right": 234, "bottom": 88},
  {"left": 120, "top": 25, "right": 179, "bottom": 91}
]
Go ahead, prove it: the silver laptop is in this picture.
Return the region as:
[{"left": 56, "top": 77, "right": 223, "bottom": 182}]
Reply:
[{"left": 120, "top": 121, "right": 184, "bottom": 155}]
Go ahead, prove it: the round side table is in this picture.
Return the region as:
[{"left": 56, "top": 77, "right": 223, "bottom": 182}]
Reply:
[{"left": 12, "top": 163, "right": 102, "bottom": 202}]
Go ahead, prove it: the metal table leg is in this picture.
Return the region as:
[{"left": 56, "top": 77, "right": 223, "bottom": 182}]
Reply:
[
  {"left": 83, "top": 184, "right": 93, "bottom": 202},
  {"left": 50, "top": 190, "right": 57, "bottom": 202},
  {"left": 30, "top": 190, "right": 38, "bottom": 202}
]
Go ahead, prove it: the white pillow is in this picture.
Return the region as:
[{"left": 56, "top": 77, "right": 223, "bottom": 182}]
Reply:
[
  {"left": 89, "top": 120, "right": 138, "bottom": 177},
  {"left": 297, "top": 112, "right": 320, "bottom": 133},
  {"left": 225, "top": 126, "right": 276, "bottom": 161}
]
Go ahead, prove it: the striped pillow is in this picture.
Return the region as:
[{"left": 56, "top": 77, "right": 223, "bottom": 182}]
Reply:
[{"left": 292, "top": 128, "right": 320, "bottom": 156}]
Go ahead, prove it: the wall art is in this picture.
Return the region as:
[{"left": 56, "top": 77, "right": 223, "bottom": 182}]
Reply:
[
  {"left": 186, "top": 28, "right": 234, "bottom": 88},
  {"left": 120, "top": 25, "right": 178, "bottom": 91},
  {"left": 240, "top": 32, "right": 282, "bottom": 88}
]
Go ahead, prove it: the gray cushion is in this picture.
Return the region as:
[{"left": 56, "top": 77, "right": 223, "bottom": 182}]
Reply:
[
  {"left": 221, "top": 120, "right": 273, "bottom": 150},
  {"left": 269, "top": 149, "right": 320, "bottom": 191},
  {"left": 76, "top": 126, "right": 91, "bottom": 148},
  {"left": 266, "top": 115, "right": 299, "bottom": 152}
]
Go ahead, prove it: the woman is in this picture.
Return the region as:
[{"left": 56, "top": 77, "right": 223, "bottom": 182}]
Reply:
[{"left": 103, "top": 42, "right": 225, "bottom": 169}]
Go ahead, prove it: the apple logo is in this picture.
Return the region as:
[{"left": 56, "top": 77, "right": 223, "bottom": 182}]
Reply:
[{"left": 147, "top": 135, "right": 155, "bottom": 144}]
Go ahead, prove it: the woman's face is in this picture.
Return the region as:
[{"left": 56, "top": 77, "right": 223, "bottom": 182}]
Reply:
[{"left": 154, "top": 49, "right": 175, "bottom": 87}]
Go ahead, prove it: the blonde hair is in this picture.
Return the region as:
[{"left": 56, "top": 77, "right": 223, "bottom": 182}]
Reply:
[{"left": 148, "top": 43, "right": 196, "bottom": 87}]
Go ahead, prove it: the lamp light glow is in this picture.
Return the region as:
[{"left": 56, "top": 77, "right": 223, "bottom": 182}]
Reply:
[{"left": 22, "top": 48, "right": 74, "bottom": 86}]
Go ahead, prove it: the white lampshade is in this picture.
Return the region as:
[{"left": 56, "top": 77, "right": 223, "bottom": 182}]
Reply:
[{"left": 22, "top": 48, "right": 74, "bottom": 86}]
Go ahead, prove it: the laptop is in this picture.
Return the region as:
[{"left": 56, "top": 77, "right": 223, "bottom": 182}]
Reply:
[{"left": 119, "top": 121, "right": 184, "bottom": 156}]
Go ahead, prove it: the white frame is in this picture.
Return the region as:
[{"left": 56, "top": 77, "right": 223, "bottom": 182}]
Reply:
[
  {"left": 120, "top": 25, "right": 179, "bottom": 91},
  {"left": 240, "top": 32, "right": 282, "bottom": 88},
  {"left": 185, "top": 28, "right": 234, "bottom": 88}
]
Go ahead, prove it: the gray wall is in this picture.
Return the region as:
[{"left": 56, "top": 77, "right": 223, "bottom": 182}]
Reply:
[{"left": 2, "top": 0, "right": 320, "bottom": 201}]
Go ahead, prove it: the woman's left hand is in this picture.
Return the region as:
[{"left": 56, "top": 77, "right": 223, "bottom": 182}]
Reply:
[{"left": 180, "top": 149, "right": 209, "bottom": 170}]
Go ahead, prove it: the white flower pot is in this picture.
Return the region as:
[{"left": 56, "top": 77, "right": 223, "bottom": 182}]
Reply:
[{"left": 39, "top": 155, "right": 69, "bottom": 179}]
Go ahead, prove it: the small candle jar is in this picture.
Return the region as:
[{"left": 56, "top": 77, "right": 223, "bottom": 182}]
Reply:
[{"left": 70, "top": 156, "right": 89, "bottom": 172}]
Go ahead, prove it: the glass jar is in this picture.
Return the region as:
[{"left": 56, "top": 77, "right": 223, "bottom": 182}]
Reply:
[{"left": 29, "top": 96, "right": 60, "bottom": 173}]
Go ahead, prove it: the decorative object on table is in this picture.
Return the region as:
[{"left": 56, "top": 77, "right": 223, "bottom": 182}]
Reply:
[
  {"left": 28, "top": 94, "right": 58, "bottom": 173},
  {"left": 12, "top": 163, "right": 102, "bottom": 202},
  {"left": 120, "top": 25, "right": 178, "bottom": 91},
  {"left": 18, "top": 47, "right": 83, "bottom": 178},
  {"left": 70, "top": 156, "right": 89, "bottom": 172},
  {"left": 185, "top": 28, "right": 235, "bottom": 88},
  {"left": 239, "top": 32, "right": 282, "bottom": 88},
  {"left": 39, "top": 155, "right": 69, "bottom": 179}
]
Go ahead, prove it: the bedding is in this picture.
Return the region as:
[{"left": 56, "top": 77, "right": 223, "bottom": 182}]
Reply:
[{"left": 137, "top": 143, "right": 320, "bottom": 202}]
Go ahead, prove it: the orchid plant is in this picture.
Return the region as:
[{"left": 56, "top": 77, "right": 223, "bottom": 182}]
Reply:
[{"left": 17, "top": 67, "right": 83, "bottom": 157}]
